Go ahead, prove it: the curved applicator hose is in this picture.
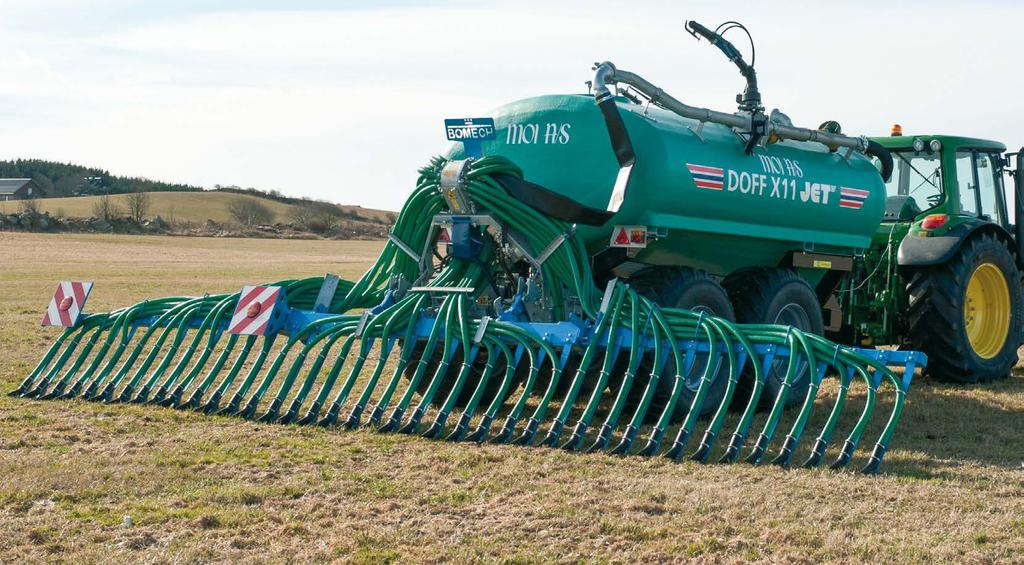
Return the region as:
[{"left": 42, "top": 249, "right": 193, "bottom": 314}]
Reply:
[{"left": 19, "top": 153, "right": 916, "bottom": 474}]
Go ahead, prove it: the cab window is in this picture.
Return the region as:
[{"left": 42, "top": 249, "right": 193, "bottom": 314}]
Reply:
[
  {"left": 955, "top": 152, "right": 977, "bottom": 215},
  {"left": 955, "top": 151, "right": 1007, "bottom": 224},
  {"left": 977, "top": 153, "right": 1006, "bottom": 225},
  {"left": 883, "top": 151, "right": 943, "bottom": 213}
]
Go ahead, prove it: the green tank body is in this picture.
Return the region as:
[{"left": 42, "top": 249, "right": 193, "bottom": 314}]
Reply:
[{"left": 447, "top": 94, "right": 885, "bottom": 276}]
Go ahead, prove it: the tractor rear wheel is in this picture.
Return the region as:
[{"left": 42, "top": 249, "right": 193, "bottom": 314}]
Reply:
[
  {"left": 723, "top": 268, "right": 824, "bottom": 411},
  {"left": 906, "top": 234, "right": 1022, "bottom": 383},
  {"left": 629, "top": 267, "right": 735, "bottom": 421}
]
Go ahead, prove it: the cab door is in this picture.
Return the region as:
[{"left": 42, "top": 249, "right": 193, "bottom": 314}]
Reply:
[{"left": 953, "top": 150, "right": 1009, "bottom": 228}]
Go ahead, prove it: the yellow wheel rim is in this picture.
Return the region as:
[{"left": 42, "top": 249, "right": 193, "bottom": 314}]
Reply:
[{"left": 964, "top": 262, "right": 1011, "bottom": 359}]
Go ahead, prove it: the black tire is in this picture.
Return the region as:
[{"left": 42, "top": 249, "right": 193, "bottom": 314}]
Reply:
[
  {"left": 723, "top": 268, "right": 825, "bottom": 411},
  {"left": 403, "top": 341, "right": 511, "bottom": 407},
  {"left": 628, "top": 267, "right": 735, "bottom": 421},
  {"left": 905, "top": 233, "right": 1022, "bottom": 383}
]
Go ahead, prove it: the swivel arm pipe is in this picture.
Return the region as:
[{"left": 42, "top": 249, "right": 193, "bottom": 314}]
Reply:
[{"left": 592, "top": 62, "right": 882, "bottom": 159}]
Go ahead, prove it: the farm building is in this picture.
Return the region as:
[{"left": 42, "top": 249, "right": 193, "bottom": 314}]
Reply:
[{"left": 0, "top": 179, "right": 39, "bottom": 201}]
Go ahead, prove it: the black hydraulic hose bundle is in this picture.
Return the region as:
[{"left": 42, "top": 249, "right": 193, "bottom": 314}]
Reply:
[{"left": 865, "top": 140, "right": 894, "bottom": 182}]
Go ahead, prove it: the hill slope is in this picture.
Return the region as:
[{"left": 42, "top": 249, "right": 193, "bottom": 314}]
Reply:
[{"left": 3, "top": 191, "right": 395, "bottom": 226}]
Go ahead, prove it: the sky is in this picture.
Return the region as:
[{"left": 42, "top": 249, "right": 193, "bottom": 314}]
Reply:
[{"left": 1, "top": 0, "right": 1022, "bottom": 211}]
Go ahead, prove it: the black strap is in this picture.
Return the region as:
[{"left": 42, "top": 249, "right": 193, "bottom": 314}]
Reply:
[
  {"left": 597, "top": 98, "right": 636, "bottom": 169},
  {"left": 491, "top": 173, "right": 614, "bottom": 226}
]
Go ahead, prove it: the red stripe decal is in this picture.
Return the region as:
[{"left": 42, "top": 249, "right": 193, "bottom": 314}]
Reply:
[
  {"left": 840, "top": 188, "right": 870, "bottom": 197},
  {"left": 54, "top": 285, "right": 72, "bottom": 327},
  {"left": 232, "top": 309, "right": 266, "bottom": 335},
  {"left": 232, "top": 289, "right": 280, "bottom": 335},
  {"left": 235, "top": 286, "right": 266, "bottom": 314},
  {"left": 71, "top": 281, "right": 87, "bottom": 307},
  {"left": 248, "top": 319, "right": 270, "bottom": 336}
]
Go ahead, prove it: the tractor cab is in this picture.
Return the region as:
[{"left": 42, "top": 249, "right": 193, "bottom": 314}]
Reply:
[
  {"left": 850, "top": 129, "right": 1024, "bottom": 381},
  {"left": 870, "top": 130, "right": 1011, "bottom": 234}
]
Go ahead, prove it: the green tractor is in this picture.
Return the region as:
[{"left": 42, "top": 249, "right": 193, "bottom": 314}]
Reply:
[{"left": 840, "top": 132, "right": 1024, "bottom": 383}]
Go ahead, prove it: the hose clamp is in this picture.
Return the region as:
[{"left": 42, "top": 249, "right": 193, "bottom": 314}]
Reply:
[
  {"left": 473, "top": 316, "right": 490, "bottom": 344},
  {"left": 355, "top": 311, "right": 371, "bottom": 338},
  {"left": 536, "top": 226, "right": 576, "bottom": 266},
  {"left": 599, "top": 279, "right": 617, "bottom": 315},
  {"left": 439, "top": 159, "right": 476, "bottom": 214},
  {"left": 694, "top": 310, "right": 706, "bottom": 337},
  {"left": 388, "top": 233, "right": 421, "bottom": 264}
]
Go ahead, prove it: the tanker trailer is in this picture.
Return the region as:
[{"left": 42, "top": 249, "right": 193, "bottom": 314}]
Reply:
[
  {"left": 14, "top": 20, "right": 929, "bottom": 473},
  {"left": 439, "top": 20, "right": 896, "bottom": 414}
]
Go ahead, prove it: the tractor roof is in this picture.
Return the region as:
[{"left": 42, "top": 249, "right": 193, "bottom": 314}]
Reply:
[{"left": 870, "top": 134, "right": 1006, "bottom": 153}]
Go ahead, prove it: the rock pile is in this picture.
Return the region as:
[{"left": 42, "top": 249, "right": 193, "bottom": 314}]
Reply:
[{"left": 0, "top": 210, "right": 388, "bottom": 240}]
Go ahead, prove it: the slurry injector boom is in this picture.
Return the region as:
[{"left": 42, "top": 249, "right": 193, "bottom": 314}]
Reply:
[{"left": 13, "top": 20, "right": 966, "bottom": 475}]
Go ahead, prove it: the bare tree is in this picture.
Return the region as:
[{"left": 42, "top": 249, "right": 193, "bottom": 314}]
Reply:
[
  {"left": 288, "top": 200, "right": 342, "bottom": 234},
  {"left": 227, "top": 198, "right": 274, "bottom": 227},
  {"left": 92, "top": 194, "right": 122, "bottom": 222},
  {"left": 17, "top": 197, "right": 43, "bottom": 231},
  {"left": 126, "top": 190, "right": 151, "bottom": 223},
  {"left": 19, "top": 197, "right": 41, "bottom": 216}
]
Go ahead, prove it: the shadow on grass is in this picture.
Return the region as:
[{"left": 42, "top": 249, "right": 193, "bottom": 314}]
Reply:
[
  {"left": 6, "top": 336, "right": 1021, "bottom": 482},
  {"left": 881, "top": 375, "right": 1023, "bottom": 477}
]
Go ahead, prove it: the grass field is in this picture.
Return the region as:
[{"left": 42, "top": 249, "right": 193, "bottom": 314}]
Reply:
[
  {"left": 1, "top": 232, "right": 1022, "bottom": 563},
  {"left": 0, "top": 192, "right": 394, "bottom": 226}
]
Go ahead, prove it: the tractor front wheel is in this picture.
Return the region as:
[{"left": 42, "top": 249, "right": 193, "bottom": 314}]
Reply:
[{"left": 906, "top": 234, "right": 1022, "bottom": 383}]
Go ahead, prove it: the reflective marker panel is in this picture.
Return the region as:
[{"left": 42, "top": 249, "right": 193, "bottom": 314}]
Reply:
[
  {"left": 228, "top": 285, "right": 288, "bottom": 336},
  {"left": 42, "top": 281, "right": 94, "bottom": 327}
]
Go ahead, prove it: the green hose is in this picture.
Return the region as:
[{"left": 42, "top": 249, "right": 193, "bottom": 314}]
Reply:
[{"left": 16, "top": 153, "right": 919, "bottom": 474}]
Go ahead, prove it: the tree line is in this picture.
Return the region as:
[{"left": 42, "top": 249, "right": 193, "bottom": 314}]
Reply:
[{"left": 0, "top": 159, "right": 203, "bottom": 198}]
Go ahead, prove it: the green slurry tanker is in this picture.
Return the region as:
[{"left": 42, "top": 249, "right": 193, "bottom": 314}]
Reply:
[{"left": 16, "top": 20, "right": 1022, "bottom": 474}]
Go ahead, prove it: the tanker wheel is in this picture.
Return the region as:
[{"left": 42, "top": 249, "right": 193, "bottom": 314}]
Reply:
[
  {"left": 723, "top": 268, "right": 824, "bottom": 411},
  {"left": 627, "top": 267, "right": 735, "bottom": 422},
  {"left": 906, "top": 234, "right": 1022, "bottom": 383},
  {"left": 403, "top": 341, "right": 511, "bottom": 408}
]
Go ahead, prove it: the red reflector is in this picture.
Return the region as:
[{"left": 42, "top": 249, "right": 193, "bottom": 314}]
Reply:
[
  {"left": 246, "top": 302, "right": 262, "bottom": 318},
  {"left": 614, "top": 227, "right": 630, "bottom": 245},
  {"left": 921, "top": 214, "right": 948, "bottom": 230},
  {"left": 58, "top": 296, "right": 74, "bottom": 311}
]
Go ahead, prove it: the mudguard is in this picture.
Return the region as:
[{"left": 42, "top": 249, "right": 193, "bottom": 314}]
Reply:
[{"left": 897, "top": 219, "right": 1014, "bottom": 267}]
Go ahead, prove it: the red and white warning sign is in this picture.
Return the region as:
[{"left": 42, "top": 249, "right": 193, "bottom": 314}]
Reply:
[
  {"left": 228, "top": 285, "right": 287, "bottom": 335},
  {"left": 437, "top": 226, "right": 452, "bottom": 243},
  {"left": 609, "top": 225, "right": 648, "bottom": 249},
  {"left": 42, "top": 281, "right": 94, "bottom": 327}
]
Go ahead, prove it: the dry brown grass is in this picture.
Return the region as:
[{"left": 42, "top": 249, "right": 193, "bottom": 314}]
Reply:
[
  {"left": 1, "top": 232, "right": 1022, "bottom": 563},
  {"left": 0, "top": 192, "right": 394, "bottom": 226}
]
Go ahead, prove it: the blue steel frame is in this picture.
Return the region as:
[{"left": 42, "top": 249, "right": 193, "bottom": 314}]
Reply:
[{"left": 126, "top": 302, "right": 926, "bottom": 395}]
